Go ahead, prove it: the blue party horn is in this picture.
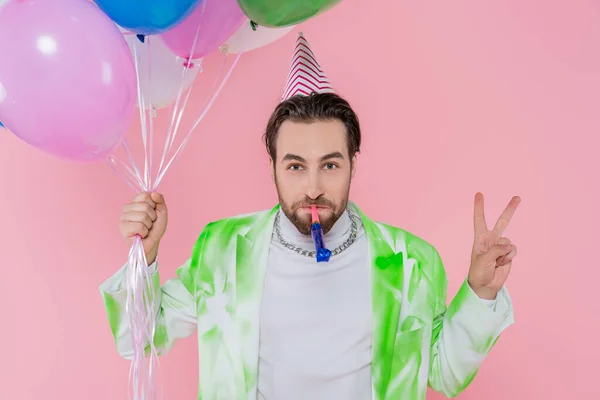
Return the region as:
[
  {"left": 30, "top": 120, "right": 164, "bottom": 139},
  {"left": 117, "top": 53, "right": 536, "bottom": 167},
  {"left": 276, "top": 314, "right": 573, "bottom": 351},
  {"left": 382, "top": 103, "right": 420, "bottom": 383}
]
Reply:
[{"left": 311, "top": 206, "right": 331, "bottom": 262}]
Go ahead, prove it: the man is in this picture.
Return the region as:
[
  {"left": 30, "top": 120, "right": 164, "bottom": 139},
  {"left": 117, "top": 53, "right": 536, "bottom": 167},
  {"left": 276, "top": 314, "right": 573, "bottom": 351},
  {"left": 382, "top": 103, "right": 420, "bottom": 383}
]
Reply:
[{"left": 100, "top": 33, "right": 520, "bottom": 399}]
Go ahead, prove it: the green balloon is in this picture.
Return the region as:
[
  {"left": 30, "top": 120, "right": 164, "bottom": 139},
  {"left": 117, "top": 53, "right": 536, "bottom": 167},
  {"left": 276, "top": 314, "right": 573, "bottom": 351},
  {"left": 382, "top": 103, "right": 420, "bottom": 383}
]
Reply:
[{"left": 237, "top": 0, "right": 342, "bottom": 27}]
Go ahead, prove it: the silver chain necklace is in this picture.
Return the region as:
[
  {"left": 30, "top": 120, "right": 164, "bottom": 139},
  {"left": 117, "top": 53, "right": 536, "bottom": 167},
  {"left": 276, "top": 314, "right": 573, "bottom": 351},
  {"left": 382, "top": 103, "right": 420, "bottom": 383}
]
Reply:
[{"left": 273, "top": 209, "right": 358, "bottom": 258}]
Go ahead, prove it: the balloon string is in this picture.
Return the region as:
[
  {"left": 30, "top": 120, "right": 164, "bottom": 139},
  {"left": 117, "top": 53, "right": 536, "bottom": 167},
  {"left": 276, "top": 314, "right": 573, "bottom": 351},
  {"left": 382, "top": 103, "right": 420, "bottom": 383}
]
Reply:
[
  {"left": 106, "top": 157, "right": 142, "bottom": 192},
  {"left": 107, "top": 6, "right": 242, "bottom": 398},
  {"left": 132, "top": 41, "right": 147, "bottom": 188},
  {"left": 124, "top": 36, "right": 160, "bottom": 400},
  {"left": 132, "top": 39, "right": 153, "bottom": 190},
  {"left": 188, "top": 53, "right": 242, "bottom": 137},
  {"left": 126, "top": 236, "right": 161, "bottom": 400},
  {"left": 156, "top": 0, "right": 207, "bottom": 180},
  {"left": 121, "top": 138, "right": 146, "bottom": 191},
  {"left": 145, "top": 37, "right": 155, "bottom": 191},
  {"left": 154, "top": 52, "right": 242, "bottom": 189},
  {"left": 157, "top": 68, "right": 198, "bottom": 183}
]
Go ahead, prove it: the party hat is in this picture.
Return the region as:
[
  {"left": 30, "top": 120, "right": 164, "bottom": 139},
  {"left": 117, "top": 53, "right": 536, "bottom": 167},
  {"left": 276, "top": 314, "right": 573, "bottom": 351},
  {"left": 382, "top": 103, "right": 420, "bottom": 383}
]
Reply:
[{"left": 281, "top": 32, "right": 335, "bottom": 101}]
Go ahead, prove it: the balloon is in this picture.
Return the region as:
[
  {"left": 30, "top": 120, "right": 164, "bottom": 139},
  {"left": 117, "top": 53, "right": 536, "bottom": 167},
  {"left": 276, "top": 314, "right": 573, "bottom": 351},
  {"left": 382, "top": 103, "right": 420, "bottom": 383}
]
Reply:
[
  {"left": 221, "top": 19, "right": 294, "bottom": 54},
  {"left": 94, "top": 0, "right": 203, "bottom": 35},
  {"left": 0, "top": 121, "right": 4, "bottom": 128},
  {"left": 159, "top": 0, "right": 246, "bottom": 60},
  {"left": 0, "top": 0, "right": 137, "bottom": 162},
  {"left": 236, "top": 0, "right": 342, "bottom": 27},
  {"left": 123, "top": 34, "right": 201, "bottom": 110}
]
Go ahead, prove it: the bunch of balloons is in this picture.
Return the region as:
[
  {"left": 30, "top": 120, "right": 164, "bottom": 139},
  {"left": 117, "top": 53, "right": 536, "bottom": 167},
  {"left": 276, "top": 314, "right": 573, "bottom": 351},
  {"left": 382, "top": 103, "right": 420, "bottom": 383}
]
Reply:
[{"left": 0, "top": 0, "right": 342, "bottom": 163}]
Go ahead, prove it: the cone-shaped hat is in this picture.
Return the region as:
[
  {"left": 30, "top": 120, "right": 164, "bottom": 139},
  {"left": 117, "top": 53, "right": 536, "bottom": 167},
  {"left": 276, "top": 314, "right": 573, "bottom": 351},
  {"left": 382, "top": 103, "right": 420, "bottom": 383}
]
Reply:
[{"left": 281, "top": 32, "right": 335, "bottom": 100}]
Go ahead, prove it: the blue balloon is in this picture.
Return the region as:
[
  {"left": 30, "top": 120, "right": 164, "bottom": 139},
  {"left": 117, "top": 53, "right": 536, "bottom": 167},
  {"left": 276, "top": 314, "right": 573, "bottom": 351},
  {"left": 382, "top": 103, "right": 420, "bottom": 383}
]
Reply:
[
  {"left": 95, "top": 0, "right": 203, "bottom": 35},
  {"left": 0, "top": 121, "right": 4, "bottom": 128}
]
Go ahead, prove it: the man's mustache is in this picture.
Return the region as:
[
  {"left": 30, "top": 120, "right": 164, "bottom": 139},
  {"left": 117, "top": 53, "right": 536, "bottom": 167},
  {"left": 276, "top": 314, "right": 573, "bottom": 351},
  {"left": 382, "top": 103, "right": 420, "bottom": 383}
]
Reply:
[{"left": 293, "top": 197, "right": 335, "bottom": 209}]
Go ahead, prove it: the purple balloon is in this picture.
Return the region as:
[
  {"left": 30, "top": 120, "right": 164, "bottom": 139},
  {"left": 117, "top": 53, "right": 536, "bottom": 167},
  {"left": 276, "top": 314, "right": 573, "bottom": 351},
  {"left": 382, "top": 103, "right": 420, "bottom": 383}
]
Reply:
[
  {"left": 0, "top": 0, "right": 137, "bottom": 162},
  {"left": 159, "top": 0, "right": 246, "bottom": 61}
]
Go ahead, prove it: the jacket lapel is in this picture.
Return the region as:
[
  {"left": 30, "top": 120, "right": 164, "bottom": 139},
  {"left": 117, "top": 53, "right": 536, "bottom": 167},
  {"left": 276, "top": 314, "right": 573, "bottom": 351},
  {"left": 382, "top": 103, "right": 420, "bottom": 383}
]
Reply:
[
  {"left": 354, "top": 205, "right": 403, "bottom": 398},
  {"left": 233, "top": 205, "right": 279, "bottom": 396}
]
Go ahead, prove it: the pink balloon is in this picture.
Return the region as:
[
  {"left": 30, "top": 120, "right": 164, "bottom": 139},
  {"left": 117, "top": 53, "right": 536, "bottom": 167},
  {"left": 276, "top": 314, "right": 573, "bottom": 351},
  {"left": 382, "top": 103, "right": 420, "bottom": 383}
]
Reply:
[
  {"left": 0, "top": 0, "right": 137, "bottom": 162},
  {"left": 159, "top": 0, "right": 246, "bottom": 61}
]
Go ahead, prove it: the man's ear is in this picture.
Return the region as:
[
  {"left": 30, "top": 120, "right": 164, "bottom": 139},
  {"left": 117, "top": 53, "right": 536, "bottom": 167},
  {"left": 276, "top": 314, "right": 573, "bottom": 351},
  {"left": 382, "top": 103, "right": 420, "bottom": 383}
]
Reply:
[
  {"left": 350, "top": 153, "right": 358, "bottom": 179},
  {"left": 269, "top": 157, "right": 275, "bottom": 184}
]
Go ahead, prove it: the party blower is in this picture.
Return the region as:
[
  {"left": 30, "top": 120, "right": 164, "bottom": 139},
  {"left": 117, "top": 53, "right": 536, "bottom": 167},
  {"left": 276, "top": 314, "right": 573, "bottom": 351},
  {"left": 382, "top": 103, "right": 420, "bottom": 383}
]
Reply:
[{"left": 311, "top": 205, "right": 332, "bottom": 262}]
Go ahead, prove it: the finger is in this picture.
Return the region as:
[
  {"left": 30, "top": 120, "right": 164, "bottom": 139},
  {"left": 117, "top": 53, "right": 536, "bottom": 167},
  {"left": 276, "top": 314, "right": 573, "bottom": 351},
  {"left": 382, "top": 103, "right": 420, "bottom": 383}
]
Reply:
[
  {"left": 122, "top": 203, "right": 157, "bottom": 222},
  {"left": 495, "top": 238, "right": 512, "bottom": 265},
  {"left": 132, "top": 192, "right": 156, "bottom": 209},
  {"left": 473, "top": 192, "right": 488, "bottom": 236},
  {"left": 494, "top": 261, "right": 512, "bottom": 283},
  {"left": 122, "top": 211, "right": 153, "bottom": 230},
  {"left": 497, "top": 245, "right": 517, "bottom": 266},
  {"left": 493, "top": 196, "right": 521, "bottom": 236},
  {"left": 123, "top": 222, "right": 150, "bottom": 239},
  {"left": 497, "top": 237, "right": 512, "bottom": 246}
]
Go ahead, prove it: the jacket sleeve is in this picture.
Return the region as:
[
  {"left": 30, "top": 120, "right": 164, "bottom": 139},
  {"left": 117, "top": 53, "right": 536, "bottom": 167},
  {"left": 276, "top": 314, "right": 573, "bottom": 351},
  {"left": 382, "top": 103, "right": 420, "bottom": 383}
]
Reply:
[
  {"left": 427, "top": 248, "right": 515, "bottom": 398},
  {"left": 99, "top": 257, "right": 198, "bottom": 359}
]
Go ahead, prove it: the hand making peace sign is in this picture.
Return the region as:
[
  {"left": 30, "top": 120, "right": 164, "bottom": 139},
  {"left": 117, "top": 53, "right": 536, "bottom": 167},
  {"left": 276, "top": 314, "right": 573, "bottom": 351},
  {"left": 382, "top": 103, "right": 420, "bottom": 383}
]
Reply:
[{"left": 467, "top": 193, "right": 521, "bottom": 300}]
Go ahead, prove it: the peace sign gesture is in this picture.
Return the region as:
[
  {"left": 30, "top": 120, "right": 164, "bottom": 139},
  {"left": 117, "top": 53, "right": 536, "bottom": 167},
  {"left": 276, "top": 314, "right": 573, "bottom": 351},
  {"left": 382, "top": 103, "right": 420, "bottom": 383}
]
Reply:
[{"left": 467, "top": 193, "right": 521, "bottom": 300}]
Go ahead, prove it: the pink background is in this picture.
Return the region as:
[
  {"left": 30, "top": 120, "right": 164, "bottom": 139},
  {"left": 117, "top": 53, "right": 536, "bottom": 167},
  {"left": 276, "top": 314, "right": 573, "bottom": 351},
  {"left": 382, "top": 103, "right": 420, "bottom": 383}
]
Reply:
[{"left": 1, "top": 0, "right": 599, "bottom": 398}]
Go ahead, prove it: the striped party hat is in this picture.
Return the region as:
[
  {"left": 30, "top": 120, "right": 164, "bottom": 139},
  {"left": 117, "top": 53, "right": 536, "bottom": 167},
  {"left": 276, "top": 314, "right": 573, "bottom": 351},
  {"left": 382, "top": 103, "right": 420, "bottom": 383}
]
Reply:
[{"left": 281, "top": 32, "right": 335, "bottom": 100}]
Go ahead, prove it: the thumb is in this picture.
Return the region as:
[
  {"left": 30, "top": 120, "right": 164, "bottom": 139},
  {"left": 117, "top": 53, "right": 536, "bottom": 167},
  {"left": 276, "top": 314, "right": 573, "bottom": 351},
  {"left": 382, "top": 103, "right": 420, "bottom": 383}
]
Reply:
[
  {"left": 483, "top": 243, "right": 511, "bottom": 262},
  {"left": 150, "top": 192, "right": 167, "bottom": 212},
  {"left": 150, "top": 192, "right": 165, "bottom": 205}
]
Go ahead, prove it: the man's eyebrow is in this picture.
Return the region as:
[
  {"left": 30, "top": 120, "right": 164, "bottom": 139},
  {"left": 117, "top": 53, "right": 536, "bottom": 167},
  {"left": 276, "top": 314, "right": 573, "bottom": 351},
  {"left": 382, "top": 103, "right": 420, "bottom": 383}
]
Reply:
[
  {"left": 319, "top": 152, "right": 344, "bottom": 162},
  {"left": 281, "top": 151, "right": 345, "bottom": 163},
  {"left": 281, "top": 153, "right": 306, "bottom": 163}
]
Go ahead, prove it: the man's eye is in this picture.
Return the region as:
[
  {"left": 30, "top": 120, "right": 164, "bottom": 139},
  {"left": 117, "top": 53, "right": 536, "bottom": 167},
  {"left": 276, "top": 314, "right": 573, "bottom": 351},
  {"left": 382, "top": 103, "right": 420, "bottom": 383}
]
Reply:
[
  {"left": 288, "top": 164, "right": 303, "bottom": 171},
  {"left": 324, "top": 163, "right": 338, "bottom": 170}
]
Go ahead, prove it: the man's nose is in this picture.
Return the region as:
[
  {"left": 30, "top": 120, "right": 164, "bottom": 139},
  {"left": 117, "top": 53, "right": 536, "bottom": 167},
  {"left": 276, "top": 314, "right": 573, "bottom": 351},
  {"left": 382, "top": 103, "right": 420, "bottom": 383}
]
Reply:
[{"left": 305, "top": 170, "right": 324, "bottom": 200}]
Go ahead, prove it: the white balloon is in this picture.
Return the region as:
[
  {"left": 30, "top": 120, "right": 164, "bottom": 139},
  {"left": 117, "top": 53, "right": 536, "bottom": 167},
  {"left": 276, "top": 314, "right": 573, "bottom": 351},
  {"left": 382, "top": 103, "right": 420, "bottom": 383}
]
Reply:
[
  {"left": 221, "top": 19, "right": 294, "bottom": 54},
  {"left": 123, "top": 33, "right": 201, "bottom": 110}
]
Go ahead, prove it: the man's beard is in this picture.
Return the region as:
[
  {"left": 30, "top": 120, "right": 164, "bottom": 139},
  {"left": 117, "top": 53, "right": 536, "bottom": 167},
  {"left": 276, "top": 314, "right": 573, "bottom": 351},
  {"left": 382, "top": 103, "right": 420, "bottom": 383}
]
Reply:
[{"left": 275, "top": 182, "right": 350, "bottom": 236}]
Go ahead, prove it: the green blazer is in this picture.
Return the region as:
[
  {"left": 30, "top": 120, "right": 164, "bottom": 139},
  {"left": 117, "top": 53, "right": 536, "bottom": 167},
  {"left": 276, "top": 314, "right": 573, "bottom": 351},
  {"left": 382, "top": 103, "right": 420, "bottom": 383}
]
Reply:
[{"left": 100, "top": 203, "right": 514, "bottom": 399}]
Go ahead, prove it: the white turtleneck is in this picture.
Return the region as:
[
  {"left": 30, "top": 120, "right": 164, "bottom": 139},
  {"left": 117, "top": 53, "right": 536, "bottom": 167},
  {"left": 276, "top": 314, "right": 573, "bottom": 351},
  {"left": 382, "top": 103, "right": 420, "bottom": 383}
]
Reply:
[{"left": 257, "top": 209, "right": 373, "bottom": 400}]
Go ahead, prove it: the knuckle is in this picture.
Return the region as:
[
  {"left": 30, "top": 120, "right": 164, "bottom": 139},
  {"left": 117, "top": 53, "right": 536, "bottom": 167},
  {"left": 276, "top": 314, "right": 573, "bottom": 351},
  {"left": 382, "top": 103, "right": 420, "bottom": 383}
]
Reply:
[
  {"left": 128, "top": 222, "right": 143, "bottom": 235},
  {"left": 136, "top": 193, "right": 151, "bottom": 203}
]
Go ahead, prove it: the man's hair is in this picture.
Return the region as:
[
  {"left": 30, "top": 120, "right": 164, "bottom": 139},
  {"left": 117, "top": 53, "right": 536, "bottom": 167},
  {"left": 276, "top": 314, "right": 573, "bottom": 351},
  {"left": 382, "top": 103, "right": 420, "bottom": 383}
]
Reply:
[{"left": 263, "top": 92, "right": 361, "bottom": 161}]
